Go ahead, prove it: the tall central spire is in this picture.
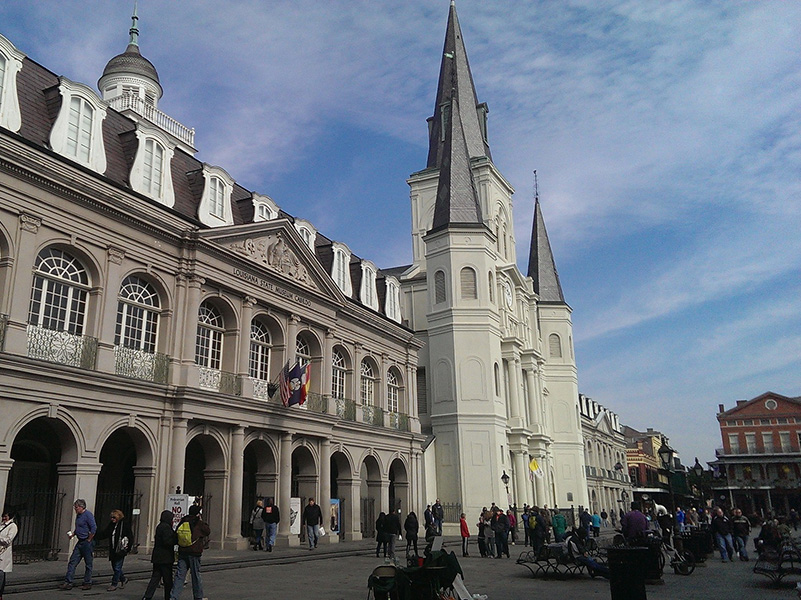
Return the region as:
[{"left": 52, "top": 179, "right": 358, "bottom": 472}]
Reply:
[
  {"left": 128, "top": 1, "right": 140, "bottom": 47},
  {"left": 427, "top": 1, "right": 491, "bottom": 169}
]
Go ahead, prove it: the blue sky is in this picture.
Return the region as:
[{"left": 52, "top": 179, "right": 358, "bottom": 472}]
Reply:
[{"left": 2, "top": 1, "right": 800, "bottom": 466}]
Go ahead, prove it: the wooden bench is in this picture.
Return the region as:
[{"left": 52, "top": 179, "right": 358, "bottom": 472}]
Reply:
[
  {"left": 753, "top": 543, "right": 801, "bottom": 585},
  {"left": 516, "top": 544, "right": 587, "bottom": 579}
]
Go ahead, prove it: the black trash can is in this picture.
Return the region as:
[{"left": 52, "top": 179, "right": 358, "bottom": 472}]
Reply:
[
  {"left": 608, "top": 547, "right": 648, "bottom": 600},
  {"left": 687, "top": 530, "right": 707, "bottom": 563}
]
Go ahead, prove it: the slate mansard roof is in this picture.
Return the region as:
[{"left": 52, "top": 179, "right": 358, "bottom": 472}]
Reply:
[{"left": 0, "top": 32, "right": 402, "bottom": 324}]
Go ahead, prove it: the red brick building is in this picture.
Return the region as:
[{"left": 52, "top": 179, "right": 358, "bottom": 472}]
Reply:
[{"left": 714, "top": 391, "right": 801, "bottom": 516}]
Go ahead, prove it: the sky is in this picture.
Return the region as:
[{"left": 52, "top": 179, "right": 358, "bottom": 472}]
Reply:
[{"left": 1, "top": 1, "right": 799, "bottom": 467}]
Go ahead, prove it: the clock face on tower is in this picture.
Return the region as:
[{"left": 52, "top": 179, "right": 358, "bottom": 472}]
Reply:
[{"left": 503, "top": 281, "right": 513, "bottom": 308}]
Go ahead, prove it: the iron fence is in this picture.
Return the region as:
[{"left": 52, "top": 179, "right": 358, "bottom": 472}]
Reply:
[
  {"left": 335, "top": 398, "right": 356, "bottom": 421},
  {"left": 305, "top": 392, "right": 327, "bottom": 414},
  {"left": 198, "top": 367, "right": 242, "bottom": 395},
  {"left": 26, "top": 325, "right": 97, "bottom": 369},
  {"left": 114, "top": 347, "right": 169, "bottom": 383},
  {"left": 441, "top": 502, "right": 462, "bottom": 523},
  {"left": 93, "top": 490, "right": 143, "bottom": 557},
  {"left": 362, "top": 404, "right": 384, "bottom": 427},
  {"left": 4, "top": 488, "right": 66, "bottom": 563},
  {"left": 388, "top": 412, "right": 410, "bottom": 432}
]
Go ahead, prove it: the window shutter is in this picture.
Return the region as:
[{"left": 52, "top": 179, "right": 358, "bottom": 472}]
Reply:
[
  {"left": 434, "top": 271, "right": 446, "bottom": 304},
  {"left": 548, "top": 333, "right": 562, "bottom": 358},
  {"left": 460, "top": 268, "right": 477, "bottom": 300}
]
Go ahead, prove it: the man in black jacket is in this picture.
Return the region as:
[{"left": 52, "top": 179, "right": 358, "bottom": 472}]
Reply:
[
  {"left": 142, "top": 510, "right": 175, "bottom": 600},
  {"left": 302, "top": 498, "right": 323, "bottom": 550},
  {"left": 262, "top": 498, "right": 280, "bottom": 552},
  {"left": 385, "top": 509, "right": 402, "bottom": 558},
  {"left": 171, "top": 505, "right": 211, "bottom": 600},
  {"left": 711, "top": 507, "right": 735, "bottom": 563},
  {"left": 731, "top": 508, "right": 751, "bottom": 561}
]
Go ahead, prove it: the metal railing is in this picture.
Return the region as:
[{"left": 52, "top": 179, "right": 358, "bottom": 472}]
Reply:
[
  {"left": 305, "top": 392, "right": 327, "bottom": 414},
  {"left": 716, "top": 446, "right": 799, "bottom": 456},
  {"left": 108, "top": 93, "right": 195, "bottom": 147},
  {"left": 0, "top": 313, "right": 7, "bottom": 351},
  {"left": 335, "top": 397, "right": 356, "bottom": 421},
  {"left": 114, "top": 346, "right": 169, "bottom": 383},
  {"left": 388, "top": 412, "right": 410, "bottom": 432},
  {"left": 26, "top": 325, "right": 97, "bottom": 369},
  {"left": 441, "top": 502, "right": 462, "bottom": 523},
  {"left": 4, "top": 488, "right": 66, "bottom": 563},
  {"left": 198, "top": 367, "right": 242, "bottom": 395},
  {"left": 362, "top": 404, "right": 384, "bottom": 427}
]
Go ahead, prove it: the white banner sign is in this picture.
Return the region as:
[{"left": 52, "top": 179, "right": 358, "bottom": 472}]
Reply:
[
  {"left": 167, "top": 494, "right": 189, "bottom": 529},
  {"left": 290, "top": 497, "right": 301, "bottom": 535}
]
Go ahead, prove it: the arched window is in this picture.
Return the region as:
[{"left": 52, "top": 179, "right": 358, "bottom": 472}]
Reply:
[
  {"left": 488, "top": 272, "right": 494, "bottom": 303},
  {"left": 28, "top": 248, "right": 89, "bottom": 335},
  {"left": 434, "top": 271, "right": 446, "bottom": 304},
  {"left": 332, "top": 349, "right": 346, "bottom": 399},
  {"left": 66, "top": 96, "right": 94, "bottom": 163},
  {"left": 195, "top": 301, "right": 223, "bottom": 369},
  {"left": 296, "top": 336, "right": 311, "bottom": 368},
  {"left": 387, "top": 369, "right": 400, "bottom": 413},
  {"left": 142, "top": 138, "right": 165, "bottom": 198},
  {"left": 548, "top": 333, "right": 562, "bottom": 358},
  {"left": 115, "top": 275, "right": 159, "bottom": 352},
  {"left": 249, "top": 320, "right": 271, "bottom": 380},
  {"left": 460, "top": 267, "right": 477, "bottom": 300},
  {"left": 360, "top": 359, "right": 375, "bottom": 406}
]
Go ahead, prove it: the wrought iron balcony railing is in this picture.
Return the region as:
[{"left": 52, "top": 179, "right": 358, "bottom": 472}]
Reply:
[
  {"left": 388, "top": 411, "right": 410, "bottom": 432},
  {"left": 198, "top": 367, "right": 242, "bottom": 396},
  {"left": 114, "top": 346, "right": 168, "bottom": 384},
  {"left": 362, "top": 404, "right": 384, "bottom": 427},
  {"left": 305, "top": 392, "right": 327, "bottom": 414},
  {"left": 27, "top": 325, "right": 97, "bottom": 369},
  {"left": 335, "top": 397, "right": 356, "bottom": 421}
]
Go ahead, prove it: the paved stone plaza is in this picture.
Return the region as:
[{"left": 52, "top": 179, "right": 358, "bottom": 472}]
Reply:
[{"left": 4, "top": 538, "right": 798, "bottom": 600}]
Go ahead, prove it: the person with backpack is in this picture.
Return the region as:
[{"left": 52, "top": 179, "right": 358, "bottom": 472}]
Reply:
[
  {"left": 170, "top": 504, "right": 210, "bottom": 600},
  {"left": 249, "top": 499, "right": 265, "bottom": 551},
  {"left": 551, "top": 510, "right": 567, "bottom": 542},
  {"left": 94, "top": 509, "right": 133, "bottom": 591},
  {"left": 142, "top": 510, "right": 176, "bottom": 600}
]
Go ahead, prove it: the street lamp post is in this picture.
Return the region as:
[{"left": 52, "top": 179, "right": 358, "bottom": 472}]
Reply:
[
  {"left": 658, "top": 440, "right": 675, "bottom": 513},
  {"left": 501, "top": 470, "right": 511, "bottom": 507}
]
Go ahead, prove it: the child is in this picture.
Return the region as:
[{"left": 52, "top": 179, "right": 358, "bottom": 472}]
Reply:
[{"left": 460, "top": 513, "right": 470, "bottom": 557}]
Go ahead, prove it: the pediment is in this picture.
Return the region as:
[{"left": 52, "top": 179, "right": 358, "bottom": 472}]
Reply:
[
  {"left": 595, "top": 412, "right": 613, "bottom": 435},
  {"left": 199, "top": 221, "right": 341, "bottom": 299}
]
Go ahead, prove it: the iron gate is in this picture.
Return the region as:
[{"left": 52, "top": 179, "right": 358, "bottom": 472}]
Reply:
[
  {"left": 4, "top": 488, "right": 66, "bottom": 563},
  {"left": 93, "top": 490, "right": 143, "bottom": 557},
  {"left": 361, "top": 497, "right": 375, "bottom": 539}
]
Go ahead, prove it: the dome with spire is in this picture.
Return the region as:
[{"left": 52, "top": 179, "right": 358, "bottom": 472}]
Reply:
[{"left": 101, "top": 43, "right": 160, "bottom": 86}]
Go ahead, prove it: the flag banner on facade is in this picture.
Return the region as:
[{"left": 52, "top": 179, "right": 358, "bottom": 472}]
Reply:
[
  {"left": 280, "top": 361, "right": 310, "bottom": 407},
  {"left": 529, "top": 457, "right": 543, "bottom": 478}
]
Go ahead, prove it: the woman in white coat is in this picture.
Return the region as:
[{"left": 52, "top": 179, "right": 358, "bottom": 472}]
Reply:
[{"left": 0, "top": 511, "right": 19, "bottom": 600}]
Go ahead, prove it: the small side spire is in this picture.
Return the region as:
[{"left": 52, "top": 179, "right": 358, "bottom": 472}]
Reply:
[
  {"left": 128, "top": 1, "right": 140, "bottom": 47},
  {"left": 527, "top": 178, "right": 566, "bottom": 303}
]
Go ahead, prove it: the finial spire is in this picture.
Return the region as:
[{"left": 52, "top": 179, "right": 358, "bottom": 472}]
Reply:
[{"left": 128, "top": 1, "right": 140, "bottom": 47}]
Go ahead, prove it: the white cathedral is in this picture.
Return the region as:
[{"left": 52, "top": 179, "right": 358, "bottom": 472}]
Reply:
[{"left": 397, "top": 2, "right": 589, "bottom": 518}]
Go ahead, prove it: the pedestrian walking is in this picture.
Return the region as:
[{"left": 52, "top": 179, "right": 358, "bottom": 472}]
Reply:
[
  {"left": 302, "top": 498, "right": 323, "bottom": 550},
  {"left": 94, "top": 509, "right": 133, "bottom": 591},
  {"left": 170, "top": 504, "right": 211, "bottom": 600},
  {"left": 731, "top": 508, "right": 751, "bottom": 561},
  {"left": 530, "top": 507, "right": 547, "bottom": 555},
  {"left": 711, "top": 507, "right": 735, "bottom": 562},
  {"left": 386, "top": 509, "right": 402, "bottom": 558},
  {"left": 521, "top": 507, "right": 531, "bottom": 547},
  {"left": 432, "top": 499, "right": 444, "bottom": 535},
  {"left": 591, "top": 511, "right": 601, "bottom": 538},
  {"left": 142, "top": 510, "right": 176, "bottom": 600},
  {"left": 600, "top": 509, "right": 609, "bottom": 527},
  {"left": 491, "top": 509, "right": 510, "bottom": 558},
  {"left": 0, "top": 511, "right": 19, "bottom": 600},
  {"left": 59, "top": 499, "right": 97, "bottom": 591},
  {"left": 404, "top": 511, "right": 419, "bottom": 556},
  {"left": 506, "top": 509, "right": 516, "bottom": 545},
  {"left": 249, "top": 499, "right": 265, "bottom": 550},
  {"left": 551, "top": 510, "right": 567, "bottom": 543},
  {"left": 459, "top": 513, "right": 470, "bottom": 557},
  {"left": 621, "top": 502, "right": 649, "bottom": 544},
  {"left": 476, "top": 517, "right": 489, "bottom": 558},
  {"left": 262, "top": 497, "right": 280, "bottom": 552},
  {"left": 375, "top": 512, "right": 389, "bottom": 557},
  {"left": 580, "top": 509, "right": 592, "bottom": 538}
]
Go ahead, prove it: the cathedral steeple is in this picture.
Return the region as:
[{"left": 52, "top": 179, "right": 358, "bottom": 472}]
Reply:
[
  {"left": 129, "top": 1, "right": 140, "bottom": 47},
  {"left": 427, "top": 1, "right": 491, "bottom": 169},
  {"left": 527, "top": 198, "right": 566, "bottom": 303}
]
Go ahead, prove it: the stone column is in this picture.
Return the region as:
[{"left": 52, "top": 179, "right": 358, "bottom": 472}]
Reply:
[
  {"left": 0, "top": 457, "right": 14, "bottom": 517},
  {"left": 95, "top": 247, "right": 126, "bottom": 374},
  {"left": 238, "top": 297, "right": 257, "bottom": 398},
  {"left": 323, "top": 329, "right": 334, "bottom": 413},
  {"left": 132, "top": 465, "right": 157, "bottom": 552},
  {"left": 178, "top": 276, "right": 204, "bottom": 387},
  {"left": 226, "top": 425, "right": 246, "bottom": 548},
  {"left": 169, "top": 419, "right": 188, "bottom": 493},
  {"left": 3, "top": 214, "right": 41, "bottom": 354},
  {"left": 339, "top": 477, "right": 362, "bottom": 541},
  {"left": 277, "top": 432, "right": 295, "bottom": 545},
  {"left": 56, "top": 461, "right": 103, "bottom": 559},
  {"left": 203, "top": 469, "right": 227, "bottom": 550},
  {"left": 318, "top": 439, "right": 334, "bottom": 544},
  {"left": 513, "top": 450, "right": 530, "bottom": 507},
  {"left": 287, "top": 314, "right": 300, "bottom": 365},
  {"left": 525, "top": 367, "right": 540, "bottom": 433},
  {"left": 507, "top": 358, "right": 522, "bottom": 422}
]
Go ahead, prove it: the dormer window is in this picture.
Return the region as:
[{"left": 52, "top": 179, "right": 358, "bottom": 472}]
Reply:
[
  {"left": 294, "top": 219, "right": 317, "bottom": 251},
  {"left": 0, "top": 34, "right": 24, "bottom": 133},
  {"left": 49, "top": 78, "right": 107, "bottom": 174},
  {"left": 360, "top": 261, "right": 379, "bottom": 311},
  {"left": 130, "top": 125, "right": 175, "bottom": 207},
  {"left": 198, "top": 165, "right": 234, "bottom": 226},
  {"left": 331, "top": 243, "right": 352, "bottom": 296},
  {"left": 252, "top": 194, "right": 279, "bottom": 223},
  {"left": 385, "top": 277, "right": 402, "bottom": 323}
]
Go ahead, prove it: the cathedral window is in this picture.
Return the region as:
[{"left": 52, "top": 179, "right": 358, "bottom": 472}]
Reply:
[
  {"left": 29, "top": 248, "right": 89, "bottom": 336},
  {"left": 249, "top": 320, "right": 271, "bottom": 381},
  {"left": 115, "top": 275, "right": 159, "bottom": 352},
  {"left": 460, "top": 267, "right": 477, "bottom": 300},
  {"left": 434, "top": 271, "right": 446, "bottom": 304},
  {"left": 0, "top": 34, "right": 24, "bottom": 132},
  {"left": 332, "top": 349, "right": 346, "bottom": 400},
  {"left": 49, "top": 78, "right": 107, "bottom": 173},
  {"left": 548, "top": 333, "right": 562, "bottom": 358},
  {"left": 195, "top": 301, "right": 224, "bottom": 369}
]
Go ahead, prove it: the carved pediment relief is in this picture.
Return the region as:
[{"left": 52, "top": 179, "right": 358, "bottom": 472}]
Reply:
[{"left": 227, "top": 233, "right": 312, "bottom": 286}]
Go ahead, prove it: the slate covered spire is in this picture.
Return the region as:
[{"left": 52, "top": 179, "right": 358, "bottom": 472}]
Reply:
[
  {"left": 431, "top": 90, "right": 483, "bottom": 230},
  {"left": 527, "top": 199, "right": 566, "bottom": 303},
  {"left": 427, "top": 1, "right": 491, "bottom": 169}
]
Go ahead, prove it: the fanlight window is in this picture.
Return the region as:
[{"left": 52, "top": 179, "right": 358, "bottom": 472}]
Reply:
[
  {"left": 332, "top": 349, "right": 346, "bottom": 400},
  {"left": 360, "top": 359, "right": 375, "bottom": 406},
  {"left": 296, "top": 336, "right": 311, "bottom": 368},
  {"left": 66, "top": 96, "right": 94, "bottom": 163},
  {"left": 249, "top": 320, "right": 271, "bottom": 380},
  {"left": 28, "top": 248, "right": 89, "bottom": 335},
  {"left": 115, "top": 276, "right": 159, "bottom": 352},
  {"left": 195, "top": 301, "right": 223, "bottom": 369},
  {"left": 387, "top": 370, "right": 400, "bottom": 413}
]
